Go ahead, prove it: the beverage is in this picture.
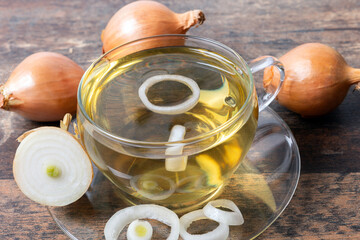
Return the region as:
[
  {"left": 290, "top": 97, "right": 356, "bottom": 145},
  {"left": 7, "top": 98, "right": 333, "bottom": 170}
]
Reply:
[{"left": 77, "top": 45, "right": 258, "bottom": 212}]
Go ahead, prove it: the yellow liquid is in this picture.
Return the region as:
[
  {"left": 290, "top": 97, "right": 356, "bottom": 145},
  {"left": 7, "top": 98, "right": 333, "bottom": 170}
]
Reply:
[{"left": 78, "top": 46, "right": 258, "bottom": 211}]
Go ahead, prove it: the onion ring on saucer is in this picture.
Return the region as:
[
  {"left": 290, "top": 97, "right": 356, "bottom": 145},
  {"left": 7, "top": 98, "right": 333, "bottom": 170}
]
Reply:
[
  {"left": 203, "top": 199, "right": 244, "bottom": 226},
  {"left": 180, "top": 209, "right": 229, "bottom": 240}
]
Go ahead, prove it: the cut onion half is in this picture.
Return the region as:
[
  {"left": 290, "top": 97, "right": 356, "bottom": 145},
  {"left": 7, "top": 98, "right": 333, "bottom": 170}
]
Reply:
[
  {"left": 127, "top": 219, "right": 153, "bottom": 240},
  {"left": 203, "top": 199, "right": 244, "bottom": 226},
  {"left": 138, "top": 74, "right": 200, "bottom": 115},
  {"left": 165, "top": 125, "right": 188, "bottom": 172},
  {"left": 13, "top": 114, "right": 93, "bottom": 206},
  {"left": 180, "top": 209, "right": 229, "bottom": 240},
  {"left": 104, "top": 204, "right": 180, "bottom": 240}
]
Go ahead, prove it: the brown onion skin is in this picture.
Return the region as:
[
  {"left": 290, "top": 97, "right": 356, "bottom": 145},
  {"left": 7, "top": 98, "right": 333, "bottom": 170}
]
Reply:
[
  {"left": 263, "top": 43, "right": 360, "bottom": 117},
  {"left": 101, "top": 0, "right": 205, "bottom": 53},
  {"left": 0, "top": 52, "right": 84, "bottom": 122}
]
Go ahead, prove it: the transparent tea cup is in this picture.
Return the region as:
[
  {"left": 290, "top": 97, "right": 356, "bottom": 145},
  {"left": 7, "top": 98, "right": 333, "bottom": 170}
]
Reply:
[{"left": 77, "top": 35, "right": 284, "bottom": 213}]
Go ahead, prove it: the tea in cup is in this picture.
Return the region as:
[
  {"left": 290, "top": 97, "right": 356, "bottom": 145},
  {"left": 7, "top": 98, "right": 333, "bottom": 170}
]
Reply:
[{"left": 77, "top": 35, "right": 284, "bottom": 212}]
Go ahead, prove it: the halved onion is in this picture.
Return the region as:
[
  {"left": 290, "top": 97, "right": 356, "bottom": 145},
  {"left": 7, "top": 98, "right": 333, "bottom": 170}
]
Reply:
[
  {"left": 180, "top": 209, "right": 229, "bottom": 240},
  {"left": 13, "top": 126, "right": 93, "bottom": 206},
  {"left": 104, "top": 204, "right": 180, "bottom": 240},
  {"left": 203, "top": 199, "right": 244, "bottom": 226},
  {"left": 127, "top": 219, "right": 153, "bottom": 240}
]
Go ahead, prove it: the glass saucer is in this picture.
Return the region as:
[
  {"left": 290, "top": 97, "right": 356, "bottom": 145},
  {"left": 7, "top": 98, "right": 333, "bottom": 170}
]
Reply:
[{"left": 47, "top": 107, "right": 300, "bottom": 240}]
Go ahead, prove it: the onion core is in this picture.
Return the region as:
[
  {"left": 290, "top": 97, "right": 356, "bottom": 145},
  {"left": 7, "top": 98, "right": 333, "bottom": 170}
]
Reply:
[
  {"left": 101, "top": 1, "right": 205, "bottom": 53},
  {"left": 13, "top": 126, "right": 93, "bottom": 206}
]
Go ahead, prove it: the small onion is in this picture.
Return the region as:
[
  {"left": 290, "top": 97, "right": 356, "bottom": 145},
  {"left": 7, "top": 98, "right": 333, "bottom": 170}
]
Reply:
[
  {"left": 203, "top": 199, "right": 244, "bottom": 226},
  {"left": 179, "top": 209, "right": 229, "bottom": 240},
  {"left": 104, "top": 204, "right": 180, "bottom": 240},
  {"left": 0, "top": 52, "right": 84, "bottom": 122},
  {"left": 101, "top": 1, "right": 205, "bottom": 53}
]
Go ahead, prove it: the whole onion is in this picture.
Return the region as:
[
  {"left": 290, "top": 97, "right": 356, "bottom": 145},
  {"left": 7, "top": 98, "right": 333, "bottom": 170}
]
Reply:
[
  {"left": 264, "top": 43, "right": 360, "bottom": 117},
  {"left": 0, "top": 52, "right": 84, "bottom": 122},
  {"left": 101, "top": 0, "right": 205, "bottom": 53}
]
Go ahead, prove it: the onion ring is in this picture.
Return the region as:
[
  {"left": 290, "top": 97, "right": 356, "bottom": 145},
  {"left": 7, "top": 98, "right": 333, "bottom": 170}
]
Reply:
[
  {"left": 104, "top": 204, "right": 180, "bottom": 240},
  {"left": 203, "top": 199, "right": 244, "bottom": 226},
  {"left": 130, "top": 174, "right": 176, "bottom": 200},
  {"left": 180, "top": 209, "right": 229, "bottom": 240},
  {"left": 138, "top": 74, "right": 200, "bottom": 115}
]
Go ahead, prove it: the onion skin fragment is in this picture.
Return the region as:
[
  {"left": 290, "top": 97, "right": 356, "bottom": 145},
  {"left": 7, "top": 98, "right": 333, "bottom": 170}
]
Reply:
[
  {"left": 0, "top": 52, "right": 84, "bottom": 122},
  {"left": 263, "top": 43, "right": 360, "bottom": 117},
  {"left": 101, "top": 0, "right": 205, "bottom": 53}
]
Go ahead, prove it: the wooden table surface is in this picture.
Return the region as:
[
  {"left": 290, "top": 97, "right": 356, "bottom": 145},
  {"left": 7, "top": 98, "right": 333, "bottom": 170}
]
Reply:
[{"left": 1, "top": 0, "right": 359, "bottom": 239}]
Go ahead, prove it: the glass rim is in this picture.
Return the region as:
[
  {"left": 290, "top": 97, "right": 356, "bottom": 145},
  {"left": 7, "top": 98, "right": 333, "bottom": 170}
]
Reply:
[{"left": 77, "top": 34, "right": 255, "bottom": 147}]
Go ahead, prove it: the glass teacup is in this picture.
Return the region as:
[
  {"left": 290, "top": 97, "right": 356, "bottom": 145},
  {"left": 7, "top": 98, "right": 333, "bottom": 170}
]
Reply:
[{"left": 77, "top": 35, "right": 284, "bottom": 213}]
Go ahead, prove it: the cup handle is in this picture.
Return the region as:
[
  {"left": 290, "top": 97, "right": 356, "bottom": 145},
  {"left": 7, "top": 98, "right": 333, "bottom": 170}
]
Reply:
[{"left": 249, "top": 56, "right": 285, "bottom": 112}]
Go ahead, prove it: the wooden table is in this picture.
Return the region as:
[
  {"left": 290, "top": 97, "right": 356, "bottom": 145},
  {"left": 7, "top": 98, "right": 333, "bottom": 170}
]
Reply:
[{"left": 1, "top": 0, "right": 359, "bottom": 239}]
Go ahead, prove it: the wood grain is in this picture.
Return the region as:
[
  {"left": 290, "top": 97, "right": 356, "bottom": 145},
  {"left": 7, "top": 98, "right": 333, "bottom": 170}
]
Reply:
[{"left": 1, "top": 0, "right": 360, "bottom": 239}]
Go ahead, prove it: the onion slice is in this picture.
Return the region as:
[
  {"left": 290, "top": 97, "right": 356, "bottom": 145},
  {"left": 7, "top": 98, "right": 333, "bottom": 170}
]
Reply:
[
  {"left": 165, "top": 125, "right": 188, "bottom": 172},
  {"left": 127, "top": 219, "right": 153, "bottom": 240},
  {"left": 180, "top": 209, "right": 229, "bottom": 240},
  {"left": 13, "top": 126, "right": 93, "bottom": 206},
  {"left": 104, "top": 204, "right": 180, "bottom": 240},
  {"left": 203, "top": 199, "right": 244, "bottom": 226},
  {"left": 138, "top": 74, "right": 200, "bottom": 115}
]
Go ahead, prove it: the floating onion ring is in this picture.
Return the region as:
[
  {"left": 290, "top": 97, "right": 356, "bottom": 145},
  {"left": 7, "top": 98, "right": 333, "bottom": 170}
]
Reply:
[
  {"left": 104, "top": 204, "right": 180, "bottom": 240},
  {"left": 138, "top": 74, "right": 200, "bottom": 115},
  {"left": 165, "top": 125, "right": 188, "bottom": 172},
  {"left": 175, "top": 175, "right": 206, "bottom": 193},
  {"left": 130, "top": 174, "right": 176, "bottom": 200},
  {"left": 179, "top": 209, "right": 229, "bottom": 240},
  {"left": 203, "top": 199, "right": 244, "bottom": 226},
  {"left": 127, "top": 219, "right": 153, "bottom": 240}
]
